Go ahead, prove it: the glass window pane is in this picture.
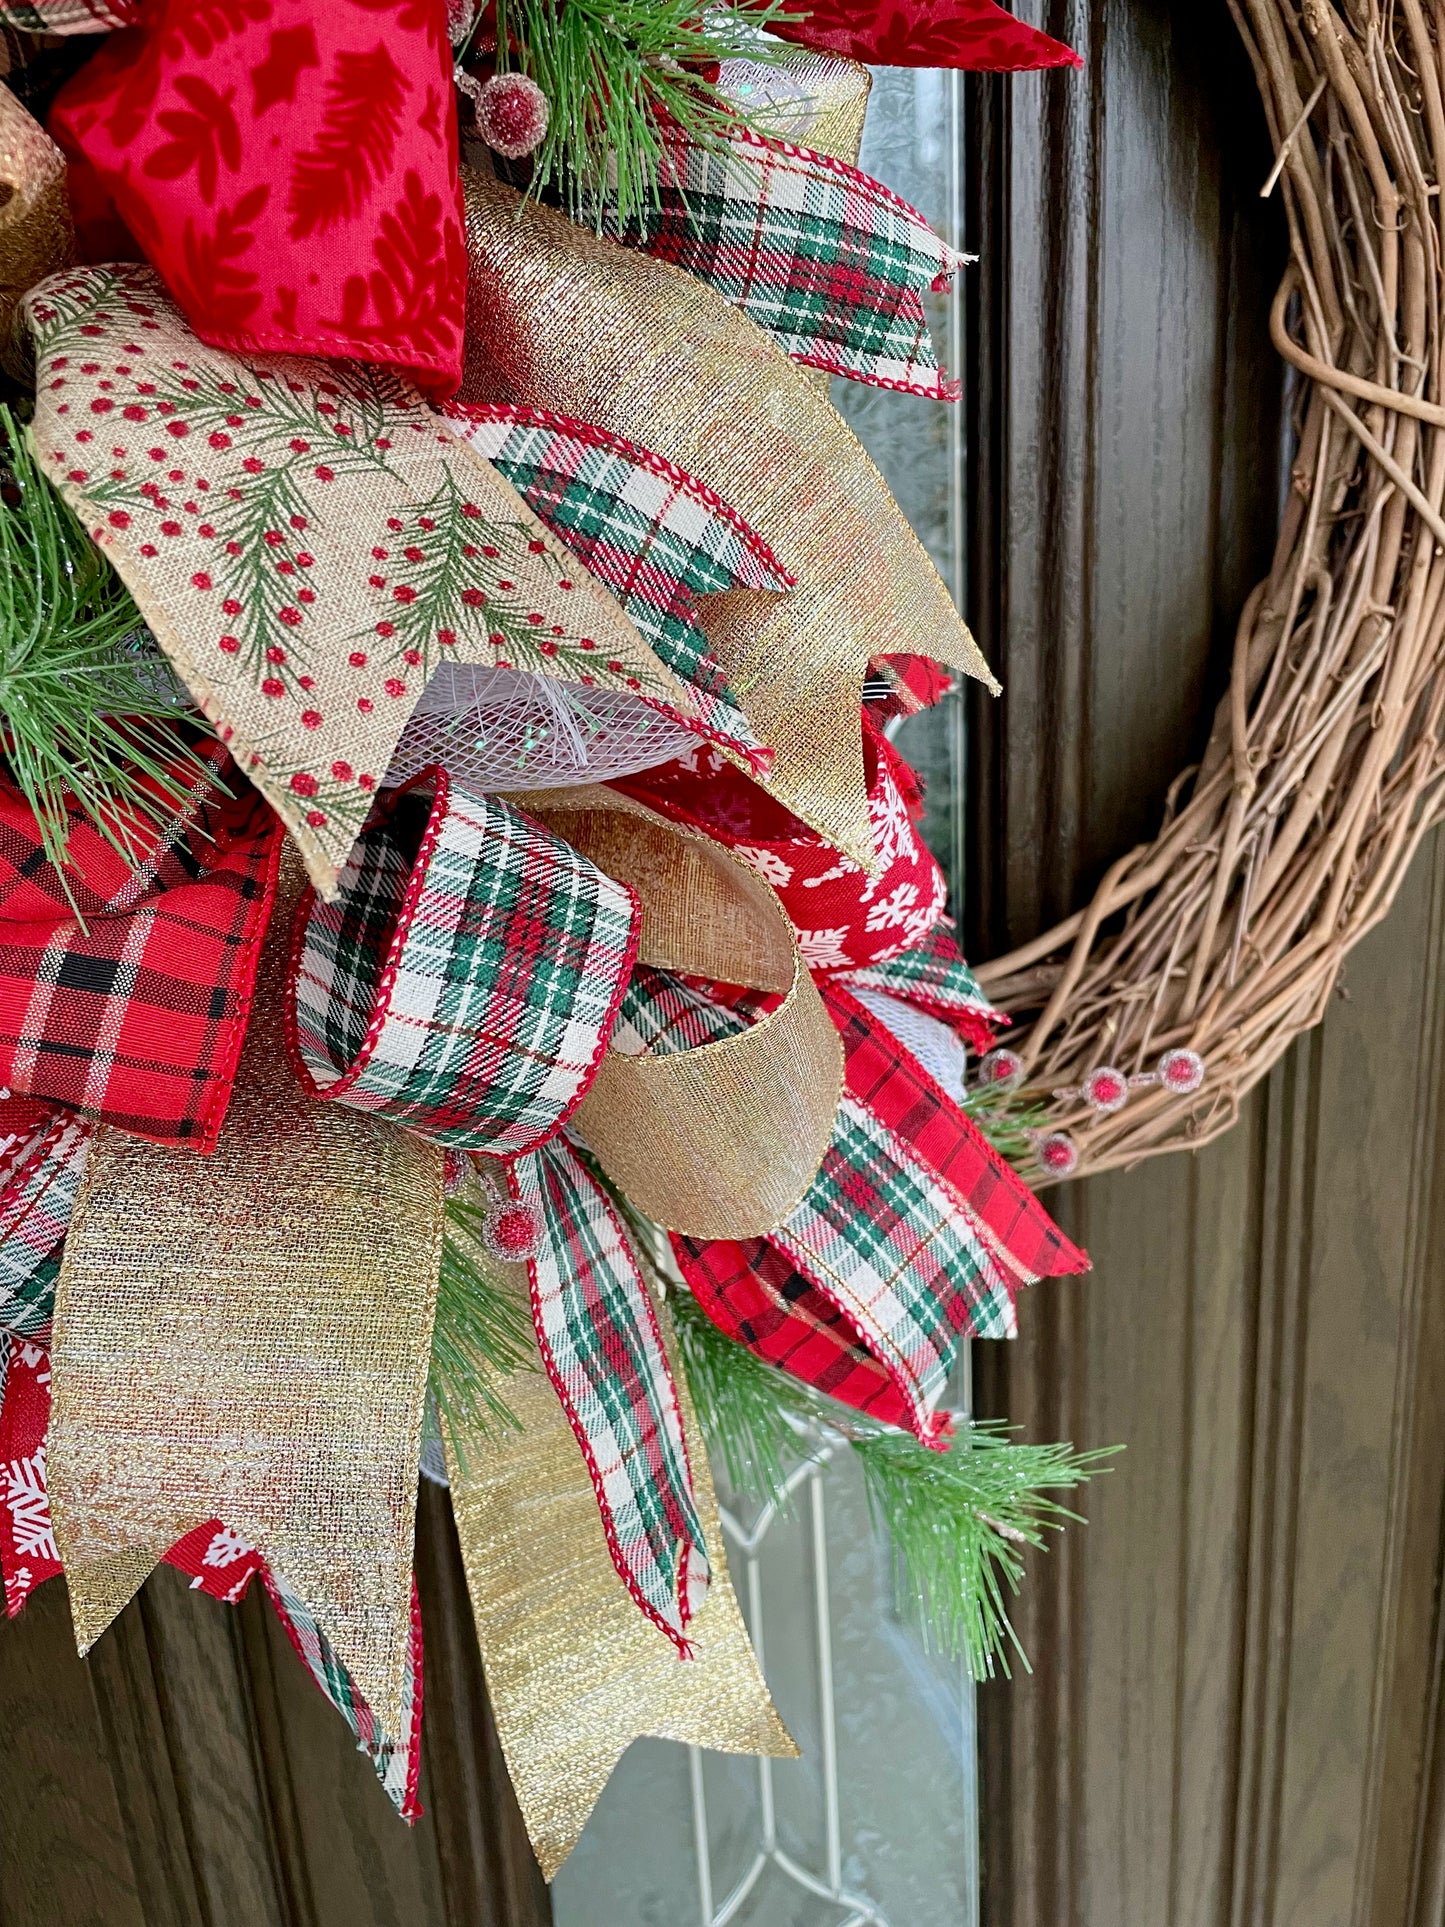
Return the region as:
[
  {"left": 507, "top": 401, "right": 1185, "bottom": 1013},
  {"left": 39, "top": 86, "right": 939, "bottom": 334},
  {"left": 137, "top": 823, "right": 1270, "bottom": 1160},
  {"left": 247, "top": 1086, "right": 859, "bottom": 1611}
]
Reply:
[{"left": 551, "top": 67, "right": 980, "bottom": 1927}]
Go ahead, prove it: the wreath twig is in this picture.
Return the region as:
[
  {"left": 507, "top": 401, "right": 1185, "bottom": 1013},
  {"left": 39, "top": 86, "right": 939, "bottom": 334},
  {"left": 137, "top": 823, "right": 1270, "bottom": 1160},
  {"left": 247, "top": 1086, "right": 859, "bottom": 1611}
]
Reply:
[{"left": 975, "top": 0, "right": 1445, "bottom": 1180}]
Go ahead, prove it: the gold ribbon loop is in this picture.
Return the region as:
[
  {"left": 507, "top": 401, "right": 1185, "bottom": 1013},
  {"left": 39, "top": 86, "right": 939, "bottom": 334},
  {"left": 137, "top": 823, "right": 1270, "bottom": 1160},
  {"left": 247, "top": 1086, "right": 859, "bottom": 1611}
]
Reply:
[
  {"left": 515, "top": 784, "right": 843, "bottom": 1238},
  {"left": 49, "top": 855, "right": 444, "bottom": 1735},
  {"left": 0, "top": 84, "right": 71, "bottom": 374}
]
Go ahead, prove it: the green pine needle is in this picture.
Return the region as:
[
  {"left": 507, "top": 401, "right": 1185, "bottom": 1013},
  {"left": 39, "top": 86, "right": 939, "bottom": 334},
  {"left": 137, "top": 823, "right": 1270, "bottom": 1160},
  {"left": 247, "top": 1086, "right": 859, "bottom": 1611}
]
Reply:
[
  {"left": 0, "top": 405, "right": 213, "bottom": 883},
  {"left": 671, "top": 1281, "right": 832, "bottom": 1506},
  {"left": 671, "top": 1287, "right": 1116, "bottom": 1679},
  {"left": 960, "top": 1081, "right": 1054, "bottom": 1172},
  {"left": 429, "top": 1189, "right": 538, "bottom": 1466},
  {"left": 487, "top": 0, "right": 792, "bottom": 227},
  {"left": 855, "top": 1423, "right": 1119, "bottom": 1680}
]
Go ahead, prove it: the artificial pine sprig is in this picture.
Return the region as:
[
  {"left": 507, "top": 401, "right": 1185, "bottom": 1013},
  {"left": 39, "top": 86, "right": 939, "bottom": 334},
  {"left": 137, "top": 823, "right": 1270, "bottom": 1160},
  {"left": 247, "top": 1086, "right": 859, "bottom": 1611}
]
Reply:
[
  {"left": 486, "top": 0, "right": 789, "bottom": 227},
  {"left": 671, "top": 1281, "right": 836, "bottom": 1503},
  {"left": 855, "top": 1424, "right": 1118, "bottom": 1679},
  {"left": 670, "top": 1286, "right": 1115, "bottom": 1679},
  {"left": 429, "top": 1187, "right": 538, "bottom": 1462},
  {"left": 961, "top": 1082, "right": 1054, "bottom": 1170},
  {"left": 0, "top": 404, "right": 212, "bottom": 879}
]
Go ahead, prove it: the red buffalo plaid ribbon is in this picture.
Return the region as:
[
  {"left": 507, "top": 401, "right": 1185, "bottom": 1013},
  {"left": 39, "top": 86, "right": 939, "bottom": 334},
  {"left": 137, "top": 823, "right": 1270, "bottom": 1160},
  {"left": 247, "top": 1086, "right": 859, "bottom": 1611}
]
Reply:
[
  {"left": 0, "top": 755, "right": 281, "bottom": 1151},
  {"left": 0, "top": 1331, "right": 423, "bottom": 1816}
]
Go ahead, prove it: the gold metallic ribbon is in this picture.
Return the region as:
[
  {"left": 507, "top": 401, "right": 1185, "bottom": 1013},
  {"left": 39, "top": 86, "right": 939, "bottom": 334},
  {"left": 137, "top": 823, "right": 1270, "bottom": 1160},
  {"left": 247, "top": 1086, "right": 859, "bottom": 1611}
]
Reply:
[
  {"left": 0, "top": 83, "right": 70, "bottom": 375},
  {"left": 514, "top": 784, "right": 843, "bottom": 1238},
  {"left": 460, "top": 166, "right": 995, "bottom": 869},
  {"left": 48, "top": 853, "right": 444, "bottom": 1735},
  {"left": 444, "top": 1274, "right": 794, "bottom": 1880}
]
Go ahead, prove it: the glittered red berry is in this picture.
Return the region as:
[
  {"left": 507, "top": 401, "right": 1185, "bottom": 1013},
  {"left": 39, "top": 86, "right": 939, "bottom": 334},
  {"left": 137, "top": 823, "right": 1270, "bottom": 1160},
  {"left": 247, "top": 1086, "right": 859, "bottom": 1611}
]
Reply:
[
  {"left": 481, "top": 1200, "right": 542, "bottom": 1262},
  {"left": 1037, "top": 1131, "right": 1079, "bottom": 1176},
  {"left": 1158, "top": 1047, "right": 1205, "bottom": 1094},
  {"left": 1081, "top": 1065, "right": 1129, "bottom": 1114},
  {"left": 474, "top": 71, "right": 550, "bottom": 160}
]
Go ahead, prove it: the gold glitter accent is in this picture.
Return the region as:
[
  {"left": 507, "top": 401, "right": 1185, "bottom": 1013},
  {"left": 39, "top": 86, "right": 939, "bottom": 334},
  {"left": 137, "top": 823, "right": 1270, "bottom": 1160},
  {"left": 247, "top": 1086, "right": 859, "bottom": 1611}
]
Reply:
[
  {"left": 516, "top": 785, "right": 842, "bottom": 1237},
  {"left": 0, "top": 85, "right": 71, "bottom": 377},
  {"left": 49, "top": 851, "right": 444, "bottom": 1735},
  {"left": 459, "top": 165, "right": 995, "bottom": 868},
  {"left": 444, "top": 1286, "right": 794, "bottom": 1881}
]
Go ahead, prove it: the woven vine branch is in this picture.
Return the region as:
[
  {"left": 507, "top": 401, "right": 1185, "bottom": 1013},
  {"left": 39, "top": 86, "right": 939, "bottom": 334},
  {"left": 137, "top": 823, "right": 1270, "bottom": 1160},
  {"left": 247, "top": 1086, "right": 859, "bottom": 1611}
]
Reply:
[{"left": 974, "top": 0, "right": 1445, "bottom": 1180}]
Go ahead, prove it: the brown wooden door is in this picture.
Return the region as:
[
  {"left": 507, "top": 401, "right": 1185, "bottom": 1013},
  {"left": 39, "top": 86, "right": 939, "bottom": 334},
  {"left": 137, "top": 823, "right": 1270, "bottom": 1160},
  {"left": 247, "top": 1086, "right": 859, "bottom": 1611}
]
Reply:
[
  {"left": 0, "top": 1487, "right": 550, "bottom": 1927},
  {"left": 5, "top": 4, "right": 1445, "bottom": 1922},
  {"left": 963, "top": 4, "right": 1445, "bottom": 1924}
]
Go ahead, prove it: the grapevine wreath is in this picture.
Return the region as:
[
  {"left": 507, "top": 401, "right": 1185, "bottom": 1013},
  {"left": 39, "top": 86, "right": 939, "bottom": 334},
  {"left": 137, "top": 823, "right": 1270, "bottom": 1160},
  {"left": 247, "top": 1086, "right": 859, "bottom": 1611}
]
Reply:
[
  {"left": 0, "top": 0, "right": 1374, "bottom": 1881},
  {"left": 977, "top": 0, "right": 1445, "bottom": 1183}
]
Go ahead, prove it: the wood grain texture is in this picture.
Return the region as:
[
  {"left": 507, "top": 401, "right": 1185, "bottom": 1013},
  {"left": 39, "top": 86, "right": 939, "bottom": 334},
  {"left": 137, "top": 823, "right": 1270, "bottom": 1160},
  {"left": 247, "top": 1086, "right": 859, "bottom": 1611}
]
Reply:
[
  {"left": 967, "top": 2, "right": 1445, "bottom": 1923},
  {"left": 0, "top": 1497, "right": 550, "bottom": 1925}
]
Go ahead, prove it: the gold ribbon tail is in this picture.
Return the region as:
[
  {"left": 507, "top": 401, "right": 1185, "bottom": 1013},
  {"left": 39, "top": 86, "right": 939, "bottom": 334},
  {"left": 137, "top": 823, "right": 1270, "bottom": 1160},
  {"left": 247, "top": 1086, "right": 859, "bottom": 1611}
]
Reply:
[
  {"left": 444, "top": 1285, "right": 795, "bottom": 1880},
  {"left": 48, "top": 854, "right": 444, "bottom": 1735}
]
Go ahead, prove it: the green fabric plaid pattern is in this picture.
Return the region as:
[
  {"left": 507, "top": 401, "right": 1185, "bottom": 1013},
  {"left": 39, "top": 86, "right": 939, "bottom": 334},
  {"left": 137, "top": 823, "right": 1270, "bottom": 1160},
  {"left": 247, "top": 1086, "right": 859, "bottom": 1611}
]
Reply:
[
  {"left": 0, "top": 0, "right": 130, "bottom": 29},
  {"left": 0, "top": 1116, "right": 93, "bottom": 1341},
  {"left": 622, "top": 966, "right": 1014, "bottom": 1440},
  {"left": 514, "top": 1133, "right": 708, "bottom": 1651},
  {"left": 614, "top": 962, "right": 749, "bottom": 1054},
  {"left": 262, "top": 1568, "right": 423, "bottom": 1819},
  {"left": 837, "top": 920, "right": 1001, "bottom": 1041},
  {"left": 290, "top": 776, "right": 639, "bottom": 1152},
  {"left": 453, "top": 405, "right": 793, "bottom": 768},
  {"left": 770, "top": 1094, "right": 1016, "bottom": 1439},
  {"left": 602, "top": 121, "right": 966, "bottom": 399}
]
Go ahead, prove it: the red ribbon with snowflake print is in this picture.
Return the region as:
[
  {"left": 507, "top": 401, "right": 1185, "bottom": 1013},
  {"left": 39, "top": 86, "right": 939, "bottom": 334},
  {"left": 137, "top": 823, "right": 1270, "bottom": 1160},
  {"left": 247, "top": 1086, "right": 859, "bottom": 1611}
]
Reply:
[
  {"left": 46, "top": 0, "right": 468, "bottom": 394},
  {"left": 619, "top": 718, "right": 947, "bottom": 973}
]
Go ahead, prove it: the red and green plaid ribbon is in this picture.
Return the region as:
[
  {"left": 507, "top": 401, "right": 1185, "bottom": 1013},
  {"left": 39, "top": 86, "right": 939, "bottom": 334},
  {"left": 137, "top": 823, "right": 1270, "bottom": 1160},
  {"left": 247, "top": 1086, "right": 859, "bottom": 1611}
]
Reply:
[
  {"left": 619, "top": 965, "right": 1016, "bottom": 1442},
  {"left": 289, "top": 771, "right": 639, "bottom": 1153},
  {"left": 603, "top": 120, "right": 966, "bottom": 399},
  {"left": 0, "top": 0, "right": 130, "bottom": 29},
  {"left": 512, "top": 1133, "right": 709, "bottom": 1653},
  {"left": 0, "top": 1110, "right": 92, "bottom": 1341},
  {"left": 262, "top": 1567, "right": 425, "bottom": 1822},
  {"left": 823, "top": 981, "right": 1087, "bottom": 1282},
  {"left": 451, "top": 404, "right": 792, "bottom": 769},
  {"left": 836, "top": 919, "right": 1003, "bottom": 1053}
]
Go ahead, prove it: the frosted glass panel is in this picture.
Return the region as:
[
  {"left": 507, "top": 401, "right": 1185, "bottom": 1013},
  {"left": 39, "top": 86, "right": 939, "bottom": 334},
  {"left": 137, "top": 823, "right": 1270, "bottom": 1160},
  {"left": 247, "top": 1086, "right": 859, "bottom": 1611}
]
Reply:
[
  {"left": 551, "top": 70, "right": 979, "bottom": 1927},
  {"left": 551, "top": 1441, "right": 978, "bottom": 1927}
]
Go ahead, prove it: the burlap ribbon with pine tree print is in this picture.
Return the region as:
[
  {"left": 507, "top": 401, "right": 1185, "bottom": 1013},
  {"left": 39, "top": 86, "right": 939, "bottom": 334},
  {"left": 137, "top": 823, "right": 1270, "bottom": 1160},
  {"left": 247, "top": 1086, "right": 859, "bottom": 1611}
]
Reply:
[{"left": 22, "top": 263, "right": 700, "bottom": 900}]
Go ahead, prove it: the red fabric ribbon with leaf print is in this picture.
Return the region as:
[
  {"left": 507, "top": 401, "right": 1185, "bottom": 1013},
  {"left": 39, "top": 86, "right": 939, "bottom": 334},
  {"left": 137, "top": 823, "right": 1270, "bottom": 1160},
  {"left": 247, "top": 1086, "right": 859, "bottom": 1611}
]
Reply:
[
  {"left": 46, "top": 0, "right": 466, "bottom": 394},
  {"left": 768, "top": 0, "right": 1080, "bottom": 71}
]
